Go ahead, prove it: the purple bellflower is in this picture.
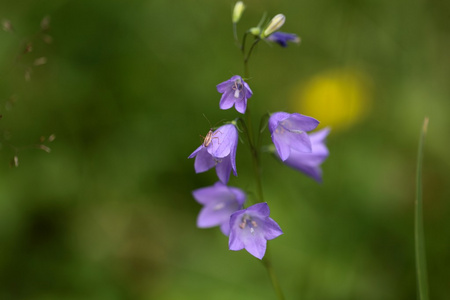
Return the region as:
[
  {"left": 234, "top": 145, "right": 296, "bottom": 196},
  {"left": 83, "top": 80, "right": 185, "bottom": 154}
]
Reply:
[
  {"left": 188, "top": 124, "right": 238, "bottom": 184},
  {"left": 192, "top": 182, "right": 246, "bottom": 235},
  {"left": 268, "top": 112, "right": 319, "bottom": 161},
  {"left": 282, "top": 127, "right": 330, "bottom": 182},
  {"left": 229, "top": 203, "right": 283, "bottom": 260},
  {"left": 216, "top": 75, "right": 253, "bottom": 114},
  {"left": 266, "top": 31, "right": 300, "bottom": 47}
]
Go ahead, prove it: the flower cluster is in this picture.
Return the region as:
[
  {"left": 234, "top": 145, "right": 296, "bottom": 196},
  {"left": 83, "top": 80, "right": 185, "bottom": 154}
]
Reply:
[{"left": 188, "top": 2, "right": 330, "bottom": 260}]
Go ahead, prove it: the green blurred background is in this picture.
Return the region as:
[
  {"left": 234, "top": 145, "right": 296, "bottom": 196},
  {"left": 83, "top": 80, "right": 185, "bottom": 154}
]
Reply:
[{"left": 1, "top": 0, "right": 449, "bottom": 299}]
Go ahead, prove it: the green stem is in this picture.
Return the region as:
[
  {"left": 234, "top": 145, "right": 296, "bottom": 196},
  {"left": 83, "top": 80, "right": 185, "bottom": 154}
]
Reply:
[
  {"left": 233, "top": 23, "right": 240, "bottom": 48},
  {"left": 243, "top": 38, "right": 260, "bottom": 80},
  {"left": 240, "top": 38, "right": 283, "bottom": 299},
  {"left": 243, "top": 41, "right": 263, "bottom": 203},
  {"left": 241, "top": 32, "right": 248, "bottom": 54},
  {"left": 415, "top": 117, "right": 430, "bottom": 300},
  {"left": 240, "top": 108, "right": 264, "bottom": 204},
  {"left": 262, "top": 246, "right": 285, "bottom": 300},
  {"left": 245, "top": 38, "right": 260, "bottom": 64}
]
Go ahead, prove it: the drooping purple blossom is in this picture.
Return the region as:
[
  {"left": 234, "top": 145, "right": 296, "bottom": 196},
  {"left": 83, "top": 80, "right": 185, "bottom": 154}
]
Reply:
[
  {"left": 216, "top": 75, "right": 253, "bottom": 114},
  {"left": 266, "top": 31, "right": 300, "bottom": 47},
  {"left": 268, "top": 112, "right": 319, "bottom": 161},
  {"left": 188, "top": 124, "right": 238, "bottom": 184},
  {"left": 229, "top": 203, "right": 283, "bottom": 260},
  {"left": 192, "top": 181, "right": 246, "bottom": 235},
  {"left": 282, "top": 127, "right": 330, "bottom": 182}
]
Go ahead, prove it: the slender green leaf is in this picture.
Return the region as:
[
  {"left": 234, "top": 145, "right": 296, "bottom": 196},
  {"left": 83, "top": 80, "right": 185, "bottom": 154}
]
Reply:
[
  {"left": 258, "top": 112, "right": 270, "bottom": 135},
  {"left": 415, "top": 117, "right": 429, "bottom": 300}
]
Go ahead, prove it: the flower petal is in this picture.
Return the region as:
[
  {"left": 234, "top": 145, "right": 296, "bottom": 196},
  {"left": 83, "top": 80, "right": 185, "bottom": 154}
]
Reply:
[
  {"left": 208, "top": 124, "right": 237, "bottom": 158},
  {"left": 244, "top": 233, "right": 267, "bottom": 260},
  {"left": 219, "top": 91, "right": 236, "bottom": 110},
  {"left": 247, "top": 202, "right": 270, "bottom": 217},
  {"left": 282, "top": 113, "right": 319, "bottom": 132},
  {"left": 229, "top": 187, "right": 246, "bottom": 206},
  {"left": 197, "top": 199, "right": 239, "bottom": 229},
  {"left": 194, "top": 148, "right": 216, "bottom": 173},
  {"left": 197, "top": 206, "right": 226, "bottom": 228},
  {"left": 310, "top": 127, "right": 331, "bottom": 143},
  {"left": 243, "top": 81, "right": 253, "bottom": 98},
  {"left": 272, "top": 132, "right": 292, "bottom": 161},
  {"left": 220, "top": 221, "right": 231, "bottom": 236},
  {"left": 215, "top": 155, "right": 232, "bottom": 183},
  {"left": 216, "top": 80, "right": 231, "bottom": 93},
  {"left": 192, "top": 182, "right": 228, "bottom": 205},
  {"left": 268, "top": 112, "right": 290, "bottom": 134},
  {"left": 266, "top": 31, "right": 300, "bottom": 47},
  {"left": 282, "top": 127, "right": 331, "bottom": 182},
  {"left": 234, "top": 97, "right": 247, "bottom": 114},
  {"left": 263, "top": 218, "right": 283, "bottom": 240},
  {"left": 229, "top": 233, "right": 245, "bottom": 251},
  {"left": 285, "top": 130, "right": 312, "bottom": 153},
  {"left": 230, "top": 75, "right": 242, "bottom": 82},
  {"left": 229, "top": 212, "right": 245, "bottom": 250},
  {"left": 188, "top": 145, "right": 203, "bottom": 159}
]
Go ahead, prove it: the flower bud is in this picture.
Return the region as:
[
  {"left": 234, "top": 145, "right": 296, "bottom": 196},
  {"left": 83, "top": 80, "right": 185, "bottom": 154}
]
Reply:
[
  {"left": 262, "top": 14, "right": 285, "bottom": 38},
  {"left": 249, "top": 27, "right": 261, "bottom": 36},
  {"left": 232, "top": 1, "right": 245, "bottom": 23}
]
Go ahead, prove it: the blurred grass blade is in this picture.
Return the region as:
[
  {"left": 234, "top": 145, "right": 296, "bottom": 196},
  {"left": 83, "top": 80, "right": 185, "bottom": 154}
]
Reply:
[{"left": 415, "top": 117, "right": 429, "bottom": 300}]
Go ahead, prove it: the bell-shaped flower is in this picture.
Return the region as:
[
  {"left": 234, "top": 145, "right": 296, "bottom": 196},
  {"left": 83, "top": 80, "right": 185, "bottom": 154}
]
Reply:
[
  {"left": 266, "top": 31, "right": 300, "bottom": 47},
  {"left": 268, "top": 112, "right": 319, "bottom": 161},
  {"left": 229, "top": 203, "right": 283, "bottom": 260},
  {"left": 188, "top": 124, "right": 238, "bottom": 184},
  {"left": 216, "top": 75, "right": 253, "bottom": 114},
  {"left": 192, "top": 182, "right": 246, "bottom": 235},
  {"left": 282, "top": 127, "right": 330, "bottom": 182}
]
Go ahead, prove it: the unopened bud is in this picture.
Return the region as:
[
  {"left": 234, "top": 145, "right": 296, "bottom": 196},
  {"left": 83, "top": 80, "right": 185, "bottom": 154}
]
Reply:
[
  {"left": 232, "top": 1, "right": 245, "bottom": 23},
  {"left": 249, "top": 27, "right": 261, "bottom": 36},
  {"left": 262, "top": 14, "right": 285, "bottom": 38}
]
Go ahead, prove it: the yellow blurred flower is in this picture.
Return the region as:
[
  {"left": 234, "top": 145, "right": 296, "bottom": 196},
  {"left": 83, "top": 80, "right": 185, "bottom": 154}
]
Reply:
[{"left": 291, "top": 69, "right": 372, "bottom": 131}]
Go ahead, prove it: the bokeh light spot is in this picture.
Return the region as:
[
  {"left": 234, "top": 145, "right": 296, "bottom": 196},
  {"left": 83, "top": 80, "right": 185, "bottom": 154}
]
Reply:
[{"left": 291, "top": 69, "right": 372, "bottom": 131}]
